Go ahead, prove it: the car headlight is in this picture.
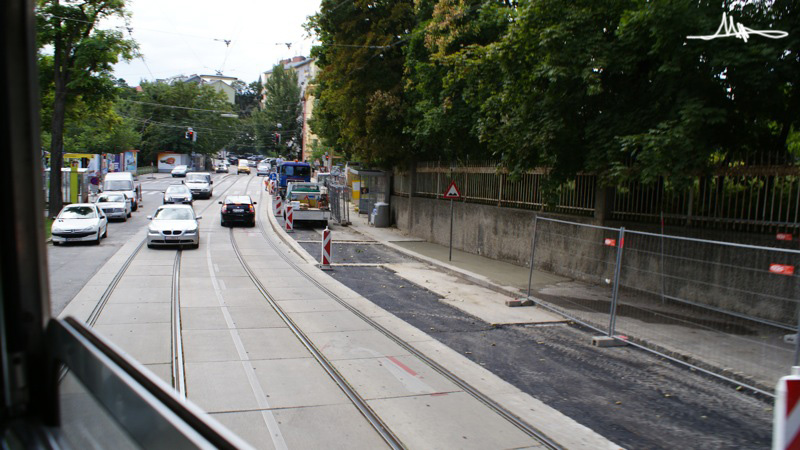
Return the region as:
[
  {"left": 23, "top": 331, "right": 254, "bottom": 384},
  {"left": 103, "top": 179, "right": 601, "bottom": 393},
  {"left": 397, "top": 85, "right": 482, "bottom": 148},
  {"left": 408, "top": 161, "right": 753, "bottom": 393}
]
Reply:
[
  {"left": 80, "top": 226, "right": 95, "bottom": 232},
  {"left": 185, "top": 228, "right": 198, "bottom": 235},
  {"left": 148, "top": 228, "right": 159, "bottom": 235}
]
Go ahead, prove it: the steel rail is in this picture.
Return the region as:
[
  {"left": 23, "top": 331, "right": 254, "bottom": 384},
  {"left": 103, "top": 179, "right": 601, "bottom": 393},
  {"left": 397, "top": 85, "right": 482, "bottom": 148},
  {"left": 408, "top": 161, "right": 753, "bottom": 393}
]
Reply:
[
  {"left": 171, "top": 250, "right": 186, "bottom": 398},
  {"left": 227, "top": 227, "right": 403, "bottom": 450},
  {"left": 253, "top": 189, "right": 562, "bottom": 450}
]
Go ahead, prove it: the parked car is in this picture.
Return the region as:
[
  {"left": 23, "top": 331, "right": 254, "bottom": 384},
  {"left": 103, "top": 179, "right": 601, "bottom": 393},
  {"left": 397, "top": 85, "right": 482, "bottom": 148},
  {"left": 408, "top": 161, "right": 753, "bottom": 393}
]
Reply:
[
  {"left": 102, "top": 172, "right": 142, "bottom": 211},
  {"left": 237, "top": 161, "right": 251, "bottom": 174},
  {"left": 183, "top": 172, "right": 213, "bottom": 199},
  {"left": 219, "top": 195, "right": 256, "bottom": 227},
  {"left": 51, "top": 203, "right": 108, "bottom": 246},
  {"left": 95, "top": 193, "right": 131, "bottom": 221},
  {"left": 146, "top": 205, "right": 201, "bottom": 249},
  {"left": 163, "top": 184, "right": 193, "bottom": 205},
  {"left": 171, "top": 165, "right": 189, "bottom": 177}
]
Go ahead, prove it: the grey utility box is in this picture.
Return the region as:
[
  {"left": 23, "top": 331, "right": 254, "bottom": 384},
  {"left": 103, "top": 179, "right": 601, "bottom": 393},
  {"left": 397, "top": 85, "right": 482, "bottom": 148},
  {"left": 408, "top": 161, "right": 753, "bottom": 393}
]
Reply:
[{"left": 370, "top": 202, "right": 391, "bottom": 228}]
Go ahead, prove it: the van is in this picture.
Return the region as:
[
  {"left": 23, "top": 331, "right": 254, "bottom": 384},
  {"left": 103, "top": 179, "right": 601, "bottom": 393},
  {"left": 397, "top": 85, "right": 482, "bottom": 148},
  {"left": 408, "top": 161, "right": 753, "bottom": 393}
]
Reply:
[
  {"left": 183, "top": 172, "right": 213, "bottom": 199},
  {"left": 102, "top": 172, "right": 142, "bottom": 211}
]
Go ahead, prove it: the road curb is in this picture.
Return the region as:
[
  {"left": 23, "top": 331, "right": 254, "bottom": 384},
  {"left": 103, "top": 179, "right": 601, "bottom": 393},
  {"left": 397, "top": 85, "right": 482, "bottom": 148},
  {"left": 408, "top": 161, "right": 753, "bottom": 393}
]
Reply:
[{"left": 264, "top": 195, "right": 318, "bottom": 264}]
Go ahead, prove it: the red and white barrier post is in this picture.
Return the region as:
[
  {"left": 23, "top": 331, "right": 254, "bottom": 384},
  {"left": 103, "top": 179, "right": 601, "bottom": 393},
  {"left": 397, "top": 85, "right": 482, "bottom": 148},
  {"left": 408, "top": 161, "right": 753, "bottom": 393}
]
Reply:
[
  {"left": 774, "top": 366, "right": 800, "bottom": 449},
  {"left": 320, "top": 226, "right": 332, "bottom": 270},
  {"left": 285, "top": 203, "right": 294, "bottom": 233},
  {"left": 274, "top": 195, "right": 282, "bottom": 217}
]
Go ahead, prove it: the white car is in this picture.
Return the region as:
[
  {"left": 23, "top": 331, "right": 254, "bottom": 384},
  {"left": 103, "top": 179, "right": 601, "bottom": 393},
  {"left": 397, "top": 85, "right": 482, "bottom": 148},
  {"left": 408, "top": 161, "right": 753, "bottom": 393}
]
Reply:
[
  {"left": 183, "top": 172, "right": 213, "bottom": 199},
  {"left": 171, "top": 165, "right": 189, "bottom": 177},
  {"left": 95, "top": 193, "right": 131, "bottom": 221},
  {"left": 146, "top": 205, "right": 201, "bottom": 249},
  {"left": 51, "top": 203, "right": 108, "bottom": 246},
  {"left": 163, "top": 184, "right": 193, "bottom": 205}
]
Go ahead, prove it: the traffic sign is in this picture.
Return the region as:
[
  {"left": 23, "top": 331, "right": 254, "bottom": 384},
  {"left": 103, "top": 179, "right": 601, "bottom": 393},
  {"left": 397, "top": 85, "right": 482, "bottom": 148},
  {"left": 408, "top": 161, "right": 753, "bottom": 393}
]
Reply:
[
  {"left": 443, "top": 181, "right": 461, "bottom": 199},
  {"left": 777, "top": 233, "right": 794, "bottom": 241}
]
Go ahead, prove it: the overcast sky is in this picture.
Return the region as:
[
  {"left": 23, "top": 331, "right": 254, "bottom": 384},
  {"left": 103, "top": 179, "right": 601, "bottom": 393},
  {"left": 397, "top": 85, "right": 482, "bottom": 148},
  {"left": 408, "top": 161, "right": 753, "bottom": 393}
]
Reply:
[{"left": 108, "top": 0, "right": 322, "bottom": 86}]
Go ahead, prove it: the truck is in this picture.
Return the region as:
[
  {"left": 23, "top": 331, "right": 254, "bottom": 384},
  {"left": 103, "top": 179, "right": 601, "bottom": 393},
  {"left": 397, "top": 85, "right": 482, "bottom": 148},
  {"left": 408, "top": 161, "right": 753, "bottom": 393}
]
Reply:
[
  {"left": 286, "top": 182, "right": 330, "bottom": 226},
  {"left": 101, "top": 172, "right": 142, "bottom": 211},
  {"left": 277, "top": 161, "right": 312, "bottom": 197}
]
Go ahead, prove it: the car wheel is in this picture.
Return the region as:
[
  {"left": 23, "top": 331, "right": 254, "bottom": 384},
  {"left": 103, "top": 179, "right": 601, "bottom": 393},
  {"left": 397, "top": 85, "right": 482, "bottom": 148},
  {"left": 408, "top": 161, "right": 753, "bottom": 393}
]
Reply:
[
  {"left": 221, "top": 220, "right": 227, "bottom": 227},
  {"left": 250, "top": 219, "right": 256, "bottom": 228},
  {"left": 52, "top": 241, "right": 60, "bottom": 246},
  {"left": 102, "top": 226, "right": 108, "bottom": 238},
  {"left": 127, "top": 212, "right": 132, "bottom": 218},
  {"left": 94, "top": 232, "right": 101, "bottom": 245},
  {"left": 132, "top": 202, "right": 138, "bottom": 212},
  {"left": 147, "top": 243, "right": 154, "bottom": 249}
]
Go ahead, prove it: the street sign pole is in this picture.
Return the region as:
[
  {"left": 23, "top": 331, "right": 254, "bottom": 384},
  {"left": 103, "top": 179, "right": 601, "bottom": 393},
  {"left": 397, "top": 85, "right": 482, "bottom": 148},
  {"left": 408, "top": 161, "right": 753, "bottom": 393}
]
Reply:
[{"left": 449, "top": 198, "right": 454, "bottom": 261}]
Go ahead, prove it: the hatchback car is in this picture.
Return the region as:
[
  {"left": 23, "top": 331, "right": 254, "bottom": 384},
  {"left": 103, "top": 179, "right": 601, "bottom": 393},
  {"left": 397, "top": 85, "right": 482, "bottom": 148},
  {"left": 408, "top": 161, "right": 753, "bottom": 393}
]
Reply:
[
  {"left": 219, "top": 196, "right": 257, "bottom": 227},
  {"left": 146, "top": 205, "right": 201, "bottom": 249},
  {"left": 95, "top": 193, "right": 131, "bottom": 221},
  {"left": 163, "top": 184, "right": 193, "bottom": 205},
  {"left": 51, "top": 204, "right": 108, "bottom": 245},
  {"left": 171, "top": 165, "right": 189, "bottom": 177}
]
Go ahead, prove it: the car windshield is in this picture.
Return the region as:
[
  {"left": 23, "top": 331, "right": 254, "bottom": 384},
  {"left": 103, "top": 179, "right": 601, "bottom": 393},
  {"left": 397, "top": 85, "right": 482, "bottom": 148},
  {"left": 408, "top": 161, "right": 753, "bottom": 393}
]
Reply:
[
  {"left": 166, "top": 185, "right": 189, "bottom": 194},
  {"left": 282, "top": 165, "right": 310, "bottom": 177},
  {"left": 59, "top": 206, "right": 97, "bottom": 219},
  {"left": 153, "top": 208, "right": 194, "bottom": 220},
  {"left": 103, "top": 180, "right": 133, "bottom": 190},
  {"left": 98, "top": 195, "right": 125, "bottom": 203},
  {"left": 224, "top": 196, "right": 251, "bottom": 205},
  {"left": 186, "top": 174, "right": 208, "bottom": 183}
]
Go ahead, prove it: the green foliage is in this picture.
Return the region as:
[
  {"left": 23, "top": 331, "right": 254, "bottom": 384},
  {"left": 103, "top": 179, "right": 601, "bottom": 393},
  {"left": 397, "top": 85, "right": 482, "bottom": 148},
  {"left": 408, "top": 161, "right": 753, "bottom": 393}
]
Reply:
[
  {"left": 123, "top": 81, "right": 235, "bottom": 162},
  {"left": 251, "top": 65, "right": 303, "bottom": 157},
  {"left": 307, "top": 0, "right": 415, "bottom": 167},
  {"left": 307, "top": 0, "right": 799, "bottom": 188}
]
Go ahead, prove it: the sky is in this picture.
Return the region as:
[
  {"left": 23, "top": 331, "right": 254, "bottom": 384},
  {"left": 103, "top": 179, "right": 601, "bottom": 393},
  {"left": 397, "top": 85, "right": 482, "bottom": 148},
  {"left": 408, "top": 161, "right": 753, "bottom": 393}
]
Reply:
[{"left": 107, "top": 0, "right": 322, "bottom": 86}]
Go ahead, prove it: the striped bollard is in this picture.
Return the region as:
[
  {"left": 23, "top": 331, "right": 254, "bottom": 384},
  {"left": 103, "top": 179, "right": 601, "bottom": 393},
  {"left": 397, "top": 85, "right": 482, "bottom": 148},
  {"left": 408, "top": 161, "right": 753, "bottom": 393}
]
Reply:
[
  {"left": 285, "top": 204, "right": 294, "bottom": 233},
  {"left": 274, "top": 195, "right": 282, "bottom": 217},
  {"left": 320, "top": 226, "right": 332, "bottom": 270},
  {"left": 774, "top": 366, "right": 800, "bottom": 449}
]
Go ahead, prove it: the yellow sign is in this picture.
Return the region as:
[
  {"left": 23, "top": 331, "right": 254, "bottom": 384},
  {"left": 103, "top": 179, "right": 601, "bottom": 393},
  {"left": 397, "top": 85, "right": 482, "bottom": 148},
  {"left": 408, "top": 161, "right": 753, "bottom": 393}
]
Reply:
[{"left": 64, "top": 153, "right": 95, "bottom": 159}]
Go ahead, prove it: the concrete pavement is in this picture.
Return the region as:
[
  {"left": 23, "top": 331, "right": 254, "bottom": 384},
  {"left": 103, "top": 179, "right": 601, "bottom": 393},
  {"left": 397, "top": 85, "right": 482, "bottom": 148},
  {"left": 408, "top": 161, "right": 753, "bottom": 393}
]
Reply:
[{"left": 57, "top": 174, "right": 619, "bottom": 449}]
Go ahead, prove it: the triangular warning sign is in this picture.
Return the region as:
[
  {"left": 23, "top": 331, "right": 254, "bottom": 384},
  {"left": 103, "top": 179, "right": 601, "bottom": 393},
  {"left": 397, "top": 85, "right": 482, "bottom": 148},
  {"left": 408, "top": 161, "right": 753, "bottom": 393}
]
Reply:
[{"left": 443, "top": 181, "right": 461, "bottom": 199}]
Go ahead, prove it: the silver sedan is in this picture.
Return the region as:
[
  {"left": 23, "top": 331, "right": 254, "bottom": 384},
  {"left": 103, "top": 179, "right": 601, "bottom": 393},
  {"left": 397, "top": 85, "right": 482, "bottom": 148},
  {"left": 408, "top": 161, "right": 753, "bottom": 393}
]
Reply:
[
  {"left": 95, "top": 193, "right": 131, "bottom": 220},
  {"left": 146, "top": 205, "right": 201, "bottom": 249}
]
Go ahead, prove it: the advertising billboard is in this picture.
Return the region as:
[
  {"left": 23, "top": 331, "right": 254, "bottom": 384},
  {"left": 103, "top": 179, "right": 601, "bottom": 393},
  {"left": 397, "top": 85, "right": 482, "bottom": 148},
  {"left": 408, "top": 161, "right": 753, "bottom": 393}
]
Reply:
[
  {"left": 157, "top": 152, "right": 189, "bottom": 172},
  {"left": 124, "top": 151, "right": 137, "bottom": 172}
]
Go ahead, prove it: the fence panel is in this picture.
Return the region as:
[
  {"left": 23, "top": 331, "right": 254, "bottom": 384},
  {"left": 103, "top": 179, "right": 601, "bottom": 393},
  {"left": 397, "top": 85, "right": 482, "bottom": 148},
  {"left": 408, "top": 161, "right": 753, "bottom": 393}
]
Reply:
[
  {"left": 528, "top": 218, "right": 621, "bottom": 334},
  {"left": 524, "top": 216, "right": 799, "bottom": 394}
]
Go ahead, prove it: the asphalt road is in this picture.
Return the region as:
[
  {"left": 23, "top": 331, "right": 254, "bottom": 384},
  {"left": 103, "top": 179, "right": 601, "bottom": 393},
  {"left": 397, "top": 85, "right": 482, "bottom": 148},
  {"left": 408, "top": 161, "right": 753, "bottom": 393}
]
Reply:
[
  {"left": 46, "top": 170, "right": 237, "bottom": 316},
  {"left": 288, "top": 223, "right": 773, "bottom": 449}
]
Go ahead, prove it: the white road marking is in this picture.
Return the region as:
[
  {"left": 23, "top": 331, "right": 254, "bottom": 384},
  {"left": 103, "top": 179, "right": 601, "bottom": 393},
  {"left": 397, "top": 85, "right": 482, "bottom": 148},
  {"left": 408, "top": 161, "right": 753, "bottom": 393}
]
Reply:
[{"left": 205, "top": 233, "right": 288, "bottom": 450}]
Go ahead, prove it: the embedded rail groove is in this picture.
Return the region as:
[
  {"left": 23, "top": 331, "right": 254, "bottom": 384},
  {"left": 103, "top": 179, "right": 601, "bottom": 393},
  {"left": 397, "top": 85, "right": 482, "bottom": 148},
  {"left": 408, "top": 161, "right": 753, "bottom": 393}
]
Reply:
[{"left": 254, "top": 188, "right": 563, "bottom": 450}]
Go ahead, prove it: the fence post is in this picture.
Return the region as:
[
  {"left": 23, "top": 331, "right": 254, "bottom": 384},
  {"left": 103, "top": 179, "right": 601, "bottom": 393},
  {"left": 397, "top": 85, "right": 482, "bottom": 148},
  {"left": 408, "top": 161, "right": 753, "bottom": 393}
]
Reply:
[
  {"left": 525, "top": 215, "right": 539, "bottom": 302},
  {"left": 608, "top": 226, "right": 626, "bottom": 337}
]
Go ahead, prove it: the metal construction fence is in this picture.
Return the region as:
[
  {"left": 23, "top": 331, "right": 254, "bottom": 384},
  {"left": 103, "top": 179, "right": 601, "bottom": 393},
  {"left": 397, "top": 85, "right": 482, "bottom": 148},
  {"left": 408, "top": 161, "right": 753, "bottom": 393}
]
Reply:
[
  {"left": 523, "top": 216, "right": 800, "bottom": 395},
  {"left": 393, "top": 159, "right": 800, "bottom": 233},
  {"left": 327, "top": 184, "right": 351, "bottom": 226}
]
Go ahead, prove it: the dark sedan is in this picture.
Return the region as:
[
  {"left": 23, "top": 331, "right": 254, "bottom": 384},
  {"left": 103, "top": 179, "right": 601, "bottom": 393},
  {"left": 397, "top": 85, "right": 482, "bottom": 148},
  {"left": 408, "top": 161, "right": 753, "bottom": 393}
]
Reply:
[{"left": 219, "top": 195, "right": 256, "bottom": 227}]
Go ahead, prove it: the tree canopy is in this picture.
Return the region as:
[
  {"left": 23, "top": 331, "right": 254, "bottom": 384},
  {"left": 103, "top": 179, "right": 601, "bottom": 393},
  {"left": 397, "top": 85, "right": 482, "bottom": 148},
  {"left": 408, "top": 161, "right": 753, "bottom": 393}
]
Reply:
[{"left": 307, "top": 0, "right": 800, "bottom": 187}]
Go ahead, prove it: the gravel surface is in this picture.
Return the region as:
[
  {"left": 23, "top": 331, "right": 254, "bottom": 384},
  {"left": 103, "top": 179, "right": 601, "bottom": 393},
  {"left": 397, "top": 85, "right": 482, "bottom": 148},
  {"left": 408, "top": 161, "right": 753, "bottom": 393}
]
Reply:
[{"left": 326, "top": 264, "right": 773, "bottom": 449}]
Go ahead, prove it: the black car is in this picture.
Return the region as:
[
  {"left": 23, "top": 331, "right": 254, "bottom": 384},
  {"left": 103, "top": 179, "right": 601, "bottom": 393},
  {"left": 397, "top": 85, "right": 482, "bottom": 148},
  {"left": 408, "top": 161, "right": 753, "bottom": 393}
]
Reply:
[{"left": 219, "top": 195, "right": 256, "bottom": 227}]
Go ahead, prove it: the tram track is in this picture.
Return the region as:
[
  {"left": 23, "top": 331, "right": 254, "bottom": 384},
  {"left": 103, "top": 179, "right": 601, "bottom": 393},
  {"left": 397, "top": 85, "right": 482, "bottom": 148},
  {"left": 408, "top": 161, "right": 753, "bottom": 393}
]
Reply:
[
  {"left": 252, "top": 187, "right": 563, "bottom": 450},
  {"left": 80, "top": 173, "right": 245, "bottom": 395}
]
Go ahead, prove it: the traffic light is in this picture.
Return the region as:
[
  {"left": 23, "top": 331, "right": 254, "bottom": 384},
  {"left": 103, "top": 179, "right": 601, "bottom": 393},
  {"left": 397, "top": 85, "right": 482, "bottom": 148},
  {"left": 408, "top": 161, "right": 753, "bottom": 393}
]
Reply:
[{"left": 185, "top": 128, "right": 196, "bottom": 142}]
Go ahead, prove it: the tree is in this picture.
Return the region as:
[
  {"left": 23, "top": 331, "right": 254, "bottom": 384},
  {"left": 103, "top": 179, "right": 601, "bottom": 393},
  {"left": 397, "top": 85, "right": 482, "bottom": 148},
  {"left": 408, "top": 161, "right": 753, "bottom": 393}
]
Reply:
[
  {"left": 306, "top": 0, "right": 415, "bottom": 166},
  {"left": 254, "top": 64, "right": 303, "bottom": 157},
  {"left": 124, "top": 81, "right": 235, "bottom": 163},
  {"left": 37, "top": 0, "right": 136, "bottom": 218},
  {"left": 233, "top": 80, "right": 262, "bottom": 117}
]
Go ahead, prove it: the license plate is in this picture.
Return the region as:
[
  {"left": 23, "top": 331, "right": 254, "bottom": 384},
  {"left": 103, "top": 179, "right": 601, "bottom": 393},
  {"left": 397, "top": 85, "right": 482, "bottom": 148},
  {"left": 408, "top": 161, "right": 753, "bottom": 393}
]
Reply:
[
  {"left": 233, "top": 208, "right": 244, "bottom": 213},
  {"left": 166, "top": 236, "right": 179, "bottom": 241},
  {"left": 65, "top": 237, "right": 81, "bottom": 242}
]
